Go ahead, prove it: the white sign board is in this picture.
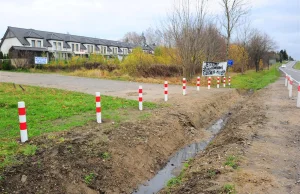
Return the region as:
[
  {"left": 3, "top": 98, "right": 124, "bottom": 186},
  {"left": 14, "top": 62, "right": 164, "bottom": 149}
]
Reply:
[
  {"left": 34, "top": 57, "right": 48, "bottom": 65},
  {"left": 202, "top": 62, "right": 227, "bottom": 76}
]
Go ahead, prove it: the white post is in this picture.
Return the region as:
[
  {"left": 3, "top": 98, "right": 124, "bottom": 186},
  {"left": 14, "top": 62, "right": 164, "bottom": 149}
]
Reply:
[
  {"left": 95, "top": 92, "right": 102, "bottom": 123},
  {"left": 183, "top": 78, "right": 186, "bottom": 96},
  {"left": 217, "top": 77, "right": 220, "bottom": 88},
  {"left": 297, "top": 84, "right": 300, "bottom": 108},
  {"left": 18, "top": 101, "right": 28, "bottom": 143},
  {"left": 285, "top": 74, "right": 288, "bottom": 87},
  {"left": 287, "top": 75, "right": 290, "bottom": 90},
  {"left": 197, "top": 76, "right": 200, "bottom": 91},
  {"left": 208, "top": 77, "right": 211, "bottom": 89},
  {"left": 289, "top": 78, "right": 293, "bottom": 98},
  {"left": 164, "top": 81, "right": 168, "bottom": 101},
  {"left": 139, "top": 86, "right": 143, "bottom": 110}
]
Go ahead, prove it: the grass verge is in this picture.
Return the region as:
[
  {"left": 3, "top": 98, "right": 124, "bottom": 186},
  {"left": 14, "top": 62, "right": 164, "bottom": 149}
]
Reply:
[
  {"left": 293, "top": 61, "right": 300, "bottom": 70},
  {"left": 0, "top": 83, "right": 157, "bottom": 168},
  {"left": 231, "top": 64, "right": 280, "bottom": 90}
]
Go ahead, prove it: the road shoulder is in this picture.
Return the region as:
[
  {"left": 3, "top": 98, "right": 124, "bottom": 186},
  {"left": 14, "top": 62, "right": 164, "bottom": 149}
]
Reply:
[{"left": 163, "top": 77, "right": 300, "bottom": 194}]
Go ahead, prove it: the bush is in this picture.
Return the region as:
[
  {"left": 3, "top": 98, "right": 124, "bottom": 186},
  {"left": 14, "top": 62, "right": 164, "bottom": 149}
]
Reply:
[
  {"left": 43, "top": 55, "right": 119, "bottom": 72},
  {"left": 121, "top": 47, "right": 182, "bottom": 77},
  {"left": 121, "top": 47, "right": 155, "bottom": 76},
  {"left": 137, "top": 64, "right": 182, "bottom": 77},
  {"left": 0, "top": 60, "right": 14, "bottom": 70}
]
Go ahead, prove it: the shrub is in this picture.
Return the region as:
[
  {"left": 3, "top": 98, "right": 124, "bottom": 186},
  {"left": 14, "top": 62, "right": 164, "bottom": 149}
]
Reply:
[
  {"left": 137, "top": 64, "right": 182, "bottom": 77},
  {"left": 120, "top": 47, "right": 155, "bottom": 76},
  {"left": 0, "top": 60, "right": 14, "bottom": 70}
]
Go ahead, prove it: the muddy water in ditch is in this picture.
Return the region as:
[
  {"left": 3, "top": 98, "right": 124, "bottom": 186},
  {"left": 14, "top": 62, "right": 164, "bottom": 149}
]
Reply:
[{"left": 133, "top": 114, "right": 230, "bottom": 194}]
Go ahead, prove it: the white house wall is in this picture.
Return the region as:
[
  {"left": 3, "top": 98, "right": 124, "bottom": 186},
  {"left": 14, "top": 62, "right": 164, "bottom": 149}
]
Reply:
[
  {"left": 25, "top": 38, "right": 45, "bottom": 48},
  {"left": 0, "top": 37, "right": 22, "bottom": 54}
]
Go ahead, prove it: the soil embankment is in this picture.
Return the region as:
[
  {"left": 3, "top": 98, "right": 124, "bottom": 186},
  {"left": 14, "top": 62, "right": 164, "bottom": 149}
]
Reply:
[
  {"left": 0, "top": 89, "right": 241, "bottom": 193},
  {"left": 162, "top": 78, "right": 300, "bottom": 194}
]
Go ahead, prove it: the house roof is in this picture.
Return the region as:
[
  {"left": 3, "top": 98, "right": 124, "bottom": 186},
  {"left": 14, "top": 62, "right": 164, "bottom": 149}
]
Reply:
[
  {"left": 0, "top": 26, "right": 140, "bottom": 50},
  {"left": 10, "top": 46, "right": 48, "bottom": 52}
]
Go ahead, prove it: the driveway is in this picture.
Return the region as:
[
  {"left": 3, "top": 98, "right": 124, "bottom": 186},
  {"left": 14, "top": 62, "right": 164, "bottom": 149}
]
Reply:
[
  {"left": 279, "top": 61, "right": 300, "bottom": 84},
  {"left": 0, "top": 71, "right": 230, "bottom": 102}
]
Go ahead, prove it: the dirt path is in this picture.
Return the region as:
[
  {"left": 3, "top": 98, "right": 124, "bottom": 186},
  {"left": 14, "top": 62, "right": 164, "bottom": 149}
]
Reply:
[
  {"left": 164, "top": 77, "right": 300, "bottom": 193},
  {"left": 0, "top": 71, "right": 230, "bottom": 102}
]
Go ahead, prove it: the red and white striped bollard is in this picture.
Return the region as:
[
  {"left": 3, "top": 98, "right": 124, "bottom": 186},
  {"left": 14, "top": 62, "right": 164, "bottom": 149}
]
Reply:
[
  {"left": 95, "top": 92, "right": 101, "bottom": 123},
  {"left": 18, "top": 101, "right": 28, "bottom": 143},
  {"left": 223, "top": 77, "right": 226, "bottom": 88},
  {"left": 228, "top": 76, "right": 231, "bottom": 86},
  {"left": 183, "top": 78, "right": 186, "bottom": 95},
  {"left": 287, "top": 75, "right": 290, "bottom": 90},
  {"left": 197, "top": 76, "right": 200, "bottom": 91},
  {"left": 297, "top": 84, "right": 300, "bottom": 108},
  {"left": 217, "top": 77, "right": 220, "bottom": 88},
  {"left": 285, "top": 74, "right": 288, "bottom": 87},
  {"left": 208, "top": 77, "right": 211, "bottom": 89},
  {"left": 139, "top": 86, "right": 143, "bottom": 110},
  {"left": 164, "top": 81, "right": 168, "bottom": 101},
  {"left": 289, "top": 78, "right": 293, "bottom": 98}
]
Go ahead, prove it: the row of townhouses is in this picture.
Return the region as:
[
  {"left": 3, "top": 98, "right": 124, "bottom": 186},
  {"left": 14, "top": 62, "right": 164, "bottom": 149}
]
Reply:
[{"left": 0, "top": 27, "right": 155, "bottom": 61}]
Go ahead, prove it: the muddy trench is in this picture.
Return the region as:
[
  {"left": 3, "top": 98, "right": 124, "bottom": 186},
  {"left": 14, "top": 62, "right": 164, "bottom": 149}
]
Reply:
[{"left": 0, "top": 90, "right": 245, "bottom": 194}]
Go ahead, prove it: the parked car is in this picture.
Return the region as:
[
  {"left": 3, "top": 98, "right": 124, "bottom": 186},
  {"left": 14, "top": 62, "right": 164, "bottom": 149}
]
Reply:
[{"left": 281, "top": 64, "right": 286, "bottom": 68}]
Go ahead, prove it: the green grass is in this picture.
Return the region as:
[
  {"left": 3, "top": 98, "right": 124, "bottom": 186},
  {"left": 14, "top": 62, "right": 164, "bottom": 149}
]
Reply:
[
  {"left": 100, "top": 152, "right": 111, "bottom": 159},
  {"left": 21, "top": 145, "right": 38, "bottom": 156},
  {"left": 294, "top": 61, "right": 300, "bottom": 70},
  {"left": 224, "top": 155, "right": 238, "bottom": 169},
  {"left": 138, "top": 113, "right": 152, "bottom": 120},
  {"left": 84, "top": 173, "right": 95, "bottom": 184},
  {"left": 231, "top": 64, "right": 280, "bottom": 90},
  {"left": 0, "top": 83, "right": 157, "bottom": 168},
  {"left": 223, "top": 183, "right": 236, "bottom": 194},
  {"left": 166, "top": 160, "right": 192, "bottom": 188}
]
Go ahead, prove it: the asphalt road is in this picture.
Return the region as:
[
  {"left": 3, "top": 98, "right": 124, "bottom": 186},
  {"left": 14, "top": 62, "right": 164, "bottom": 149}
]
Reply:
[
  {"left": 0, "top": 71, "right": 230, "bottom": 102},
  {"left": 279, "top": 61, "right": 300, "bottom": 84}
]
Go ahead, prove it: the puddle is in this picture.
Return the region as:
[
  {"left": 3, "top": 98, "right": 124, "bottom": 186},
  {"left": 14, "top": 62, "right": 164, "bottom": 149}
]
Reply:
[{"left": 133, "top": 114, "right": 230, "bottom": 194}]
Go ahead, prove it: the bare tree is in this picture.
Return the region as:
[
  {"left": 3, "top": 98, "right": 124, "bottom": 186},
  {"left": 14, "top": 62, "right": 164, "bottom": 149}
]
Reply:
[
  {"left": 144, "top": 27, "right": 164, "bottom": 46},
  {"left": 162, "top": 0, "right": 207, "bottom": 79},
  {"left": 247, "top": 30, "right": 276, "bottom": 72},
  {"left": 235, "top": 21, "right": 252, "bottom": 73},
  {"left": 203, "top": 22, "right": 226, "bottom": 62},
  {"left": 9, "top": 50, "right": 34, "bottom": 69},
  {"left": 220, "top": 0, "right": 249, "bottom": 62},
  {"left": 122, "top": 32, "right": 144, "bottom": 45}
]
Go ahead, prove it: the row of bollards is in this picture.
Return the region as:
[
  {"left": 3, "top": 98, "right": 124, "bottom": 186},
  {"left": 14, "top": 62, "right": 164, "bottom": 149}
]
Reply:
[{"left": 285, "top": 73, "right": 300, "bottom": 108}]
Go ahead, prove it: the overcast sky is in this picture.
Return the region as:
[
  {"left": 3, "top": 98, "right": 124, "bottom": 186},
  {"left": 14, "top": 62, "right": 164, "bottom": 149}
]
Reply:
[{"left": 0, "top": 0, "right": 299, "bottom": 59}]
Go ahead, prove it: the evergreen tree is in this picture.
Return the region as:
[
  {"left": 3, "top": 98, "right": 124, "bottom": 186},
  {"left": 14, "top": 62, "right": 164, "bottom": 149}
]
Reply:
[
  {"left": 283, "top": 50, "right": 288, "bottom": 60},
  {"left": 0, "top": 51, "right": 3, "bottom": 59}
]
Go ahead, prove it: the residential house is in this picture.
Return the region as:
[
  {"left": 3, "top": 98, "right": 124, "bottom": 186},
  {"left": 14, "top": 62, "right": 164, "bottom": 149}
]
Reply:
[{"left": 0, "top": 26, "right": 153, "bottom": 63}]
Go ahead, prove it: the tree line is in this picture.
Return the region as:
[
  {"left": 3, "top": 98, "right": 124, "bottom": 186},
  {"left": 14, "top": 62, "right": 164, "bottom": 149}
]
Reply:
[{"left": 121, "top": 0, "right": 292, "bottom": 79}]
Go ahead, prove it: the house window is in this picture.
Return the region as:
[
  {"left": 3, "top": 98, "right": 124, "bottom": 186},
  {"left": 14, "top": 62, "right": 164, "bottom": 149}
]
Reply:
[
  {"left": 53, "top": 42, "right": 57, "bottom": 50},
  {"left": 91, "top": 45, "right": 93, "bottom": 53},
  {"left": 31, "top": 40, "right": 36, "bottom": 47},
  {"left": 113, "top": 47, "right": 117, "bottom": 54},
  {"left": 37, "top": 40, "right": 41, "bottom": 47},
  {"left": 76, "top": 44, "right": 79, "bottom": 52},
  {"left": 102, "top": 46, "right": 107, "bottom": 54},
  {"left": 123, "top": 48, "right": 128, "bottom": 55},
  {"left": 58, "top": 42, "right": 62, "bottom": 50},
  {"left": 72, "top": 44, "right": 75, "bottom": 52}
]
